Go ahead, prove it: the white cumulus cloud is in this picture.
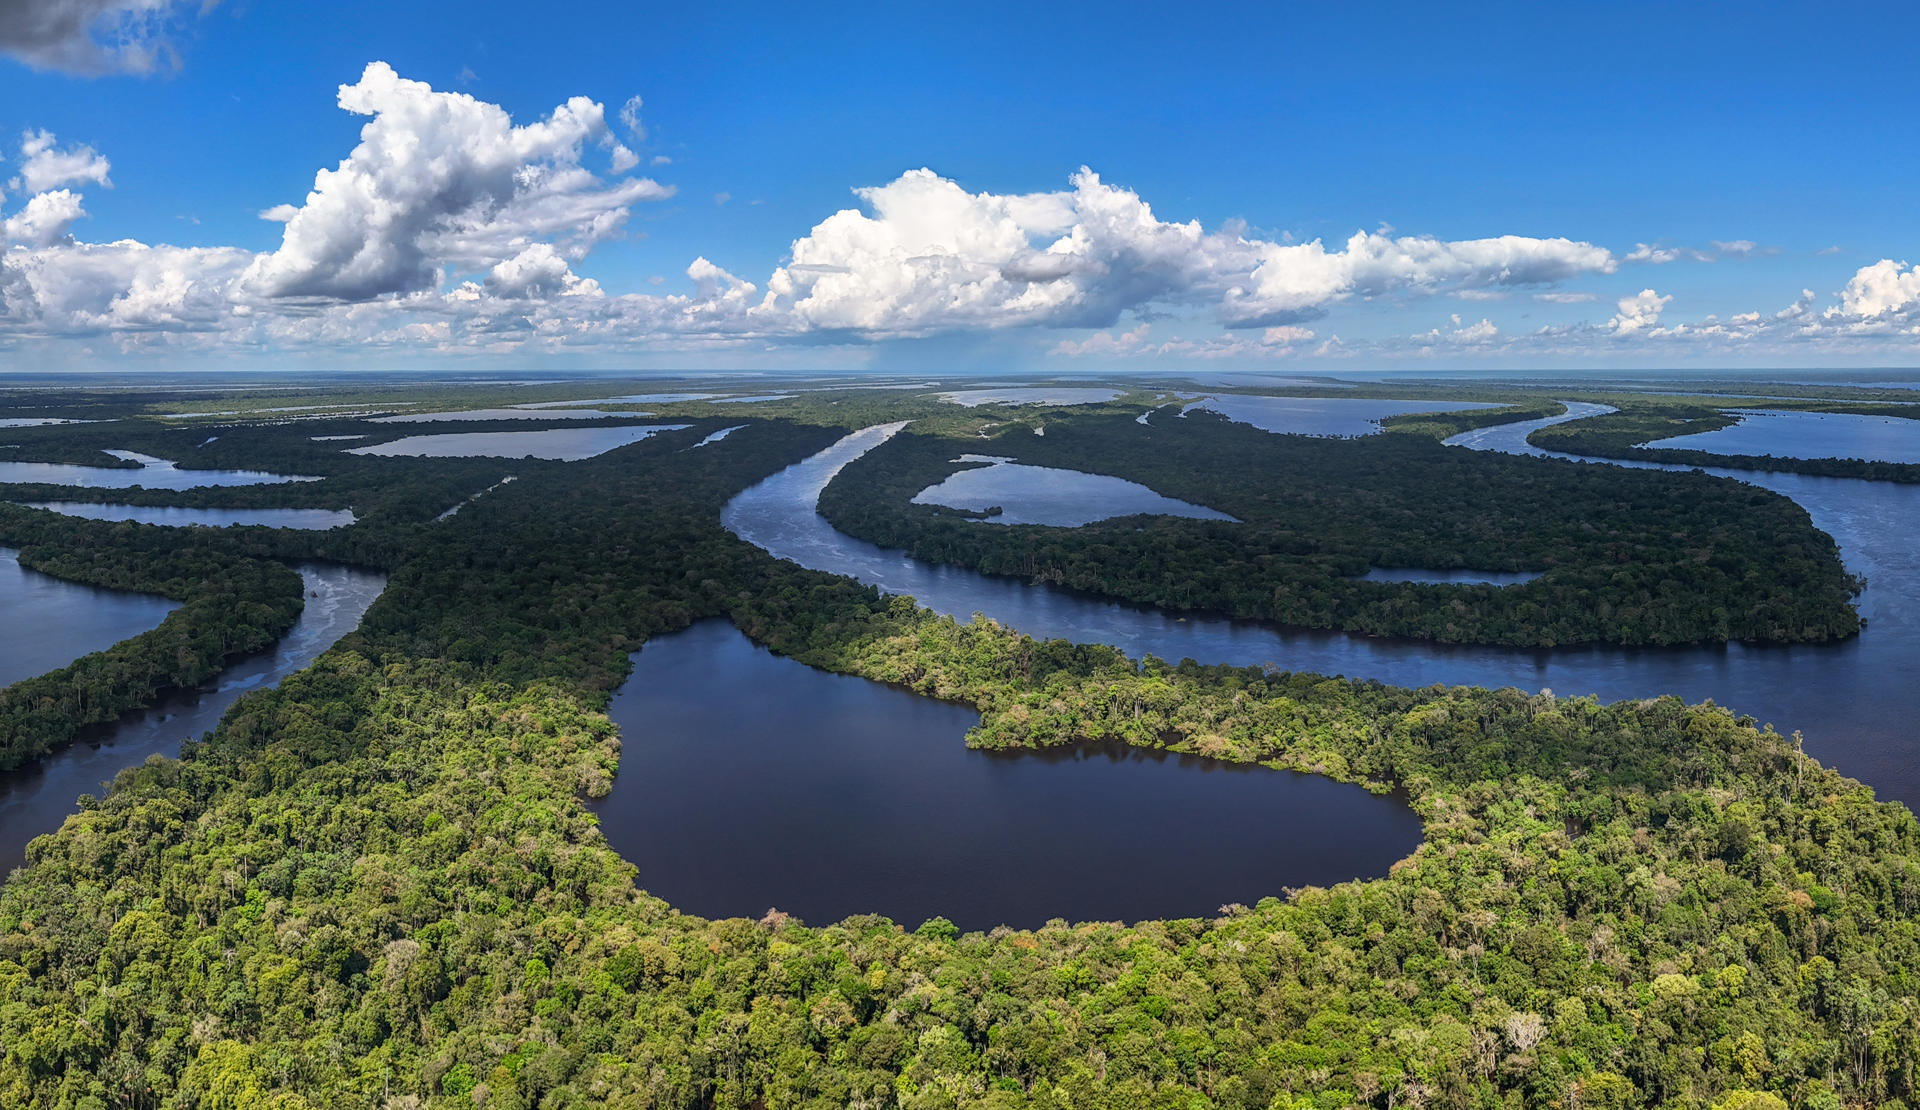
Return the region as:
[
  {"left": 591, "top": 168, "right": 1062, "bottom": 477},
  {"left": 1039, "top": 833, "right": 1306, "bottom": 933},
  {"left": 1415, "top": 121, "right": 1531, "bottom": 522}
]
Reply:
[
  {"left": 1229, "top": 231, "right": 1614, "bottom": 327},
  {"left": 2, "top": 189, "right": 88, "bottom": 247},
  {"left": 3, "top": 239, "right": 252, "bottom": 334},
  {"left": 1452, "top": 316, "right": 1499, "bottom": 342},
  {"left": 485, "top": 243, "right": 601, "bottom": 299},
  {"left": 1610, "top": 289, "right": 1673, "bottom": 334},
  {"left": 1835, "top": 259, "right": 1920, "bottom": 318},
  {"left": 6, "top": 64, "right": 1914, "bottom": 367},
  {"left": 1626, "top": 243, "right": 1709, "bottom": 264},
  {"left": 752, "top": 167, "right": 1614, "bottom": 336},
  {"left": 10, "top": 130, "right": 113, "bottom": 193},
  {"left": 240, "top": 62, "right": 671, "bottom": 303}
]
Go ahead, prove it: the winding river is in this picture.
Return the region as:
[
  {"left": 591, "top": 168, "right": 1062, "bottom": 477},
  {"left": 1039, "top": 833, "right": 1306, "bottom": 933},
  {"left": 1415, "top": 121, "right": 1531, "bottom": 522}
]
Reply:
[
  {"left": 723, "top": 412, "right": 1920, "bottom": 807},
  {"left": 0, "top": 562, "right": 387, "bottom": 872}
]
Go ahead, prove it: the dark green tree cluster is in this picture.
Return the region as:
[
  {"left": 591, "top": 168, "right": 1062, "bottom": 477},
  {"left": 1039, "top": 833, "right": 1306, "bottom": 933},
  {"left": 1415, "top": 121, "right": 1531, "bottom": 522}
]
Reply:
[
  {"left": 1376, "top": 400, "right": 1568, "bottom": 439},
  {"left": 817, "top": 412, "right": 1864, "bottom": 647}
]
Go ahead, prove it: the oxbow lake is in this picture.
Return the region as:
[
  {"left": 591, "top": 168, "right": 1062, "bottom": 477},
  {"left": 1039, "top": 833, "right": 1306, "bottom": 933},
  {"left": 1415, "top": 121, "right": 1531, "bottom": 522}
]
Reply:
[
  {"left": 594, "top": 619, "right": 1423, "bottom": 930},
  {"left": 910, "top": 455, "right": 1237, "bottom": 526},
  {"left": 8, "top": 396, "right": 1918, "bottom": 927},
  {"left": 347, "top": 424, "right": 690, "bottom": 460}
]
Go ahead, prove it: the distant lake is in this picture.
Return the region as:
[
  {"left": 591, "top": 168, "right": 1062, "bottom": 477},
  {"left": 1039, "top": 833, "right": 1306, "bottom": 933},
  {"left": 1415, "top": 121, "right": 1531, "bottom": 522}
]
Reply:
[
  {"left": 347, "top": 424, "right": 690, "bottom": 460},
  {"left": 163, "top": 402, "right": 418, "bottom": 417},
  {"left": 0, "top": 548, "right": 179, "bottom": 688},
  {"left": 1652, "top": 409, "right": 1920, "bottom": 465},
  {"left": 517, "top": 393, "right": 716, "bottom": 407},
  {"left": 1185, "top": 396, "right": 1503, "bottom": 437},
  {"left": 17, "top": 503, "right": 355, "bottom": 530},
  {"left": 373, "top": 408, "right": 643, "bottom": 422},
  {"left": 1177, "top": 374, "right": 1355, "bottom": 390},
  {"left": 690, "top": 426, "right": 745, "bottom": 449},
  {"left": 938, "top": 387, "right": 1124, "bottom": 407},
  {"left": 911, "top": 455, "right": 1238, "bottom": 526},
  {"left": 0, "top": 451, "right": 317, "bottom": 489},
  {"left": 593, "top": 619, "right": 1423, "bottom": 930}
]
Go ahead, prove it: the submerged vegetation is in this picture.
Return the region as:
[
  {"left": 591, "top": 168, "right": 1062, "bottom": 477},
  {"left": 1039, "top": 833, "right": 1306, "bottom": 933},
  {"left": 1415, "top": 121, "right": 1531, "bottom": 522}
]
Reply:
[{"left": 0, "top": 382, "right": 1915, "bottom": 1109}]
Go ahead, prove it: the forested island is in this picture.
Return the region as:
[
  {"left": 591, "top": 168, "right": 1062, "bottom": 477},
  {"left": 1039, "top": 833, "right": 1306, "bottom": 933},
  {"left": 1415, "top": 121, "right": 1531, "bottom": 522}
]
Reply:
[
  {"left": 1524, "top": 403, "right": 1920, "bottom": 483},
  {"left": 0, "top": 379, "right": 1915, "bottom": 1110},
  {"left": 0, "top": 506, "right": 304, "bottom": 770},
  {"left": 818, "top": 409, "right": 1864, "bottom": 647}
]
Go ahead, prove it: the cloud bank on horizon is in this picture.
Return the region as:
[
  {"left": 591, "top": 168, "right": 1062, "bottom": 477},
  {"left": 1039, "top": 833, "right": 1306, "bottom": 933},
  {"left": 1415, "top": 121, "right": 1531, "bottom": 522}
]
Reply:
[{"left": 0, "top": 56, "right": 1917, "bottom": 366}]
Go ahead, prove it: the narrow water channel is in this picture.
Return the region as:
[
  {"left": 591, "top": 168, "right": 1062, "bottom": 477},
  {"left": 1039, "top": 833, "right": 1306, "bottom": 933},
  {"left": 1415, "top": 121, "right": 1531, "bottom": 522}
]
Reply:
[{"left": 0, "top": 562, "right": 387, "bottom": 872}]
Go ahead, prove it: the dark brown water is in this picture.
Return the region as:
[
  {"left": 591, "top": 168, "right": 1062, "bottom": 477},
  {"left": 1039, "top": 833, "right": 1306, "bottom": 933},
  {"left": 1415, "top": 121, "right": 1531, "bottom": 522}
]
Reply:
[{"left": 593, "top": 619, "right": 1423, "bottom": 930}]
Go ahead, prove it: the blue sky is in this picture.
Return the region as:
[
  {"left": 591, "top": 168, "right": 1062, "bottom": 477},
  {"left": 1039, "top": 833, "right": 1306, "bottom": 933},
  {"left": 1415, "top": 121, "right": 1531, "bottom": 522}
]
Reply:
[{"left": 2, "top": 0, "right": 1917, "bottom": 371}]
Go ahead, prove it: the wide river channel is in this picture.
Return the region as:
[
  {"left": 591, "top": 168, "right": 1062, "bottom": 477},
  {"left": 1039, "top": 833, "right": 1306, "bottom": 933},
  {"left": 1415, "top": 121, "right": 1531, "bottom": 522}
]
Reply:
[{"left": 720, "top": 410, "right": 1920, "bottom": 814}]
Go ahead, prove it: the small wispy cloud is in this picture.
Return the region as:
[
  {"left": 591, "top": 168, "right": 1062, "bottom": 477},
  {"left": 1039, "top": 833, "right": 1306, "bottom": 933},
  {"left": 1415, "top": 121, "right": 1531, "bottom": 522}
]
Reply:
[
  {"left": 1629, "top": 239, "right": 1772, "bottom": 264},
  {"left": 1627, "top": 242, "right": 1710, "bottom": 264}
]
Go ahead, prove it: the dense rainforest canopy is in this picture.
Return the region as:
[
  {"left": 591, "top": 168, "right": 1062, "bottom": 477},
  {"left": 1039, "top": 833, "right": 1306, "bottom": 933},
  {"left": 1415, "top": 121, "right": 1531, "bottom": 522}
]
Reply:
[{"left": 0, "top": 382, "right": 1914, "bottom": 1110}]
